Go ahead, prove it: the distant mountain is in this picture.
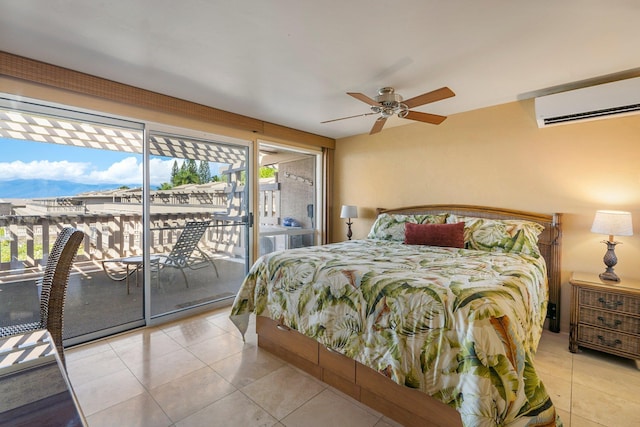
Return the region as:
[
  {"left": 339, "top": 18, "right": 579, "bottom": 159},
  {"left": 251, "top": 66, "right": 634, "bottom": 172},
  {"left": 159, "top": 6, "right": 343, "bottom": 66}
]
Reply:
[{"left": 0, "top": 179, "right": 130, "bottom": 199}]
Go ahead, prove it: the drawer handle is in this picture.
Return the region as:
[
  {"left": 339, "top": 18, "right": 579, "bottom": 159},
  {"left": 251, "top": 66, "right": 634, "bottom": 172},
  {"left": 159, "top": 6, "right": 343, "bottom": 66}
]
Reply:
[
  {"left": 276, "top": 323, "right": 291, "bottom": 332},
  {"left": 597, "top": 297, "right": 623, "bottom": 310},
  {"left": 596, "top": 335, "right": 622, "bottom": 348},
  {"left": 597, "top": 316, "right": 622, "bottom": 329}
]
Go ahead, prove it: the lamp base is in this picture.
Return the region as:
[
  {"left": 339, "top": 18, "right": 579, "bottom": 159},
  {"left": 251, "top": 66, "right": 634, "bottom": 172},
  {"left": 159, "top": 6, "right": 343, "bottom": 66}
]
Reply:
[
  {"left": 599, "top": 240, "right": 621, "bottom": 282},
  {"left": 599, "top": 269, "right": 620, "bottom": 282}
]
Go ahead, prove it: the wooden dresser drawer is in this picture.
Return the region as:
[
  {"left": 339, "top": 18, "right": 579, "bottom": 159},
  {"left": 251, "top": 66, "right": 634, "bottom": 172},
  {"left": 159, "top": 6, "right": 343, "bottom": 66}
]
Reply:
[
  {"left": 256, "top": 316, "right": 318, "bottom": 364},
  {"left": 319, "top": 345, "right": 356, "bottom": 381},
  {"left": 579, "top": 288, "right": 640, "bottom": 315},
  {"left": 579, "top": 306, "right": 640, "bottom": 335},
  {"left": 577, "top": 324, "right": 640, "bottom": 357},
  {"left": 319, "top": 346, "right": 359, "bottom": 399}
]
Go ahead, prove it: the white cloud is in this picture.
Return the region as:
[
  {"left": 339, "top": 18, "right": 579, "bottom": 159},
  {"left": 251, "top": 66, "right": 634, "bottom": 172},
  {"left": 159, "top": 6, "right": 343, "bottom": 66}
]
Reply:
[
  {"left": 0, "top": 160, "right": 90, "bottom": 181},
  {"left": 0, "top": 157, "right": 176, "bottom": 186},
  {"left": 149, "top": 157, "right": 175, "bottom": 186},
  {"left": 86, "top": 157, "right": 140, "bottom": 184}
]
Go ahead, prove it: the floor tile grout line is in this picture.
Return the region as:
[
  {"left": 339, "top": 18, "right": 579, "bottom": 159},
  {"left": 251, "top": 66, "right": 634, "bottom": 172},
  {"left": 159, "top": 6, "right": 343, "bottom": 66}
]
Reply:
[
  {"left": 101, "top": 326, "right": 242, "bottom": 426},
  {"left": 236, "top": 362, "right": 330, "bottom": 424},
  {"left": 321, "top": 387, "right": 387, "bottom": 425},
  {"left": 236, "top": 387, "right": 282, "bottom": 423}
]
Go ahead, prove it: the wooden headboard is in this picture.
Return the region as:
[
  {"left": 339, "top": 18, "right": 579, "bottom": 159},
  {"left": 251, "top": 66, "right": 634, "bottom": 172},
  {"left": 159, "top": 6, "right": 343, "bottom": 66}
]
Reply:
[{"left": 378, "top": 205, "right": 562, "bottom": 332}]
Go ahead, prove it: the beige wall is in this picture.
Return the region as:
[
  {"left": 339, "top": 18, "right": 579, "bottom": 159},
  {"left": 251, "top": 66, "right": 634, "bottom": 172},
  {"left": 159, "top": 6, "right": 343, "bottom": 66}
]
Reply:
[{"left": 332, "top": 100, "right": 640, "bottom": 332}]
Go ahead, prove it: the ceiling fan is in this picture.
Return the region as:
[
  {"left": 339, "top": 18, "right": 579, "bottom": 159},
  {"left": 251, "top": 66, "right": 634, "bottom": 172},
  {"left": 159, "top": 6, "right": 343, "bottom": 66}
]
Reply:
[{"left": 322, "top": 86, "right": 455, "bottom": 134}]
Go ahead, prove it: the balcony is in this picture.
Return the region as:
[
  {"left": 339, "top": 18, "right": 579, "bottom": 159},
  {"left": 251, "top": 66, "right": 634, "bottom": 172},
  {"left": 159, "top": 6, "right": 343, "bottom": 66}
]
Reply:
[{"left": 0, "top": 185, "right": 250, "bottom": 344}]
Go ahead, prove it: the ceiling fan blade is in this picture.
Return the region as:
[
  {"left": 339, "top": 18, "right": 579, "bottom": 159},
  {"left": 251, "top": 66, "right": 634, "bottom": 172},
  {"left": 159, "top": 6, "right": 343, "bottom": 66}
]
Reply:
[
  {"left": 347, "top": 92, "right": 380, "bottom": 106},
  {"left": 370, "top": 117, "right": 387, "bottom": 134},
  {"left": 321, "top": 112, "right": 377, "bottom": 124},
  {"left": 404, "top": 110, "right": 447, "bottom": 125},
  {"left": 403, "top": 87, "right": 455, "bottom": 109}
]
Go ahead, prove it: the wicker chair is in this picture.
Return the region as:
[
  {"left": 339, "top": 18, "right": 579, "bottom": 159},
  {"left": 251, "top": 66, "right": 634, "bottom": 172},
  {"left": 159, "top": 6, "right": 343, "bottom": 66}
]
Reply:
[{"left": 0, "top": 227, "right": 84, "bottom": 367}]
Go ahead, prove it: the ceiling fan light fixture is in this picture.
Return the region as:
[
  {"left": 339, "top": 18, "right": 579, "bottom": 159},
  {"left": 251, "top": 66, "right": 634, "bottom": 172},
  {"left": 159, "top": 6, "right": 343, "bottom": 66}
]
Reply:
[
  {"left": 375, "top": 87, "right": 403, "bottom": 106},
  {"left": 397, "top": 103, "right": 409, "bottom": 118},
  {"left": 326, "top": 86, "right": 455, "bottom": 134}
]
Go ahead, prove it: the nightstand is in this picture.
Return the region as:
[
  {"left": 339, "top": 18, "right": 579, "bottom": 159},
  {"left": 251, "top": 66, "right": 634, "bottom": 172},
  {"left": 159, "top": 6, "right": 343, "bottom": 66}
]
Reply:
[{"left": 569, "top": 272, "right": 640, "bottom": 360}]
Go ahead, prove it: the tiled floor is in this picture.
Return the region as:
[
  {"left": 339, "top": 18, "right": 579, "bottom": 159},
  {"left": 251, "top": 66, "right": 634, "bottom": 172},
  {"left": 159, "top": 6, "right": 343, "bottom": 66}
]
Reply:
[{"left": 66, "top": 307, "right": 640, "bottom": 427}]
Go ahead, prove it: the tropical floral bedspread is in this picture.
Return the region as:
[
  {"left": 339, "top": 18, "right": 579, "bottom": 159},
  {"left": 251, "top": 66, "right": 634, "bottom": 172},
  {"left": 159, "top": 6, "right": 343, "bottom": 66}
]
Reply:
[{"left": 230, "top": 239, "right": 560, "bottom": 427}]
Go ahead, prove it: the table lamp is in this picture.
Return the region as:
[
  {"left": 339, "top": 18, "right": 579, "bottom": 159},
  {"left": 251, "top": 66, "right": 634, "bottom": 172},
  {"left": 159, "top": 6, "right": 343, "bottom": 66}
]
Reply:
[
  {"left": 591, "top": 210, "right": 633, "bottom": 282},
  {"left": 340, "top": 205, "right": 358, "bottom": 240}
]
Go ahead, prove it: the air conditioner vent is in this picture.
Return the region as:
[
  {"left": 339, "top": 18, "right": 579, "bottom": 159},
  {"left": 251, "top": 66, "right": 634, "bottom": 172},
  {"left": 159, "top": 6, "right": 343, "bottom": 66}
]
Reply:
[
  {"left": 543, "top": 103, "right": 640, "bottom": 126},
  {"left": 535, "top": 77, "right": 640, "bottom": 128}
]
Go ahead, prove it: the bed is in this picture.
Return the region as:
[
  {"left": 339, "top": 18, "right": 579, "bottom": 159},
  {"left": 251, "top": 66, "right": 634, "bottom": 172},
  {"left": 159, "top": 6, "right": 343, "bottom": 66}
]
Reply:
[{"left": 230, "top": 205, "right": 562, "bottom": 427}]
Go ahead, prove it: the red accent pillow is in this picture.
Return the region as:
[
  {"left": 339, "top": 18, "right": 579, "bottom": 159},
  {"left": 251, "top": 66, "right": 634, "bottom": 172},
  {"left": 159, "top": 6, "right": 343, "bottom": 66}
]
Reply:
[{"left": 404, "top": 222, "right": 465, "bottom": 248}]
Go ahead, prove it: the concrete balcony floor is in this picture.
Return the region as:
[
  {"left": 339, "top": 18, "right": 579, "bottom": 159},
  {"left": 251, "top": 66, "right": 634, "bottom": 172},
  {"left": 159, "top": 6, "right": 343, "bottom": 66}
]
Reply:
[{"left": 0, "top": 255, "right": 247, "bottom": 342}]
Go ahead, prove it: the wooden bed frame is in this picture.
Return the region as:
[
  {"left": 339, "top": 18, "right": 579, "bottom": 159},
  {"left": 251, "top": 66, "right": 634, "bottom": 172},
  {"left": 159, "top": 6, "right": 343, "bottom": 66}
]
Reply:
[{"left": 255, "top": 205, "right": 562, "bottom": 427}]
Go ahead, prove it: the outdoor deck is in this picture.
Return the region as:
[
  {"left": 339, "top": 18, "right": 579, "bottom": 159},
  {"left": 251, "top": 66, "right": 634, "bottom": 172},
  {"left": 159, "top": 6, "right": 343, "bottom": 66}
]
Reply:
[{"left": 0, "top": 255, "right": 246, "bottom": 341}]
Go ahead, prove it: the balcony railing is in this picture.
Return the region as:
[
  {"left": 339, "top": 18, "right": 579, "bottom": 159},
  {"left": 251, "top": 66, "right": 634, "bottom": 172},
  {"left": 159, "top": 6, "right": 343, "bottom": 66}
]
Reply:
[
  {"left": 0, "top": 182, "right": 292, "bottom": 278},
  {"left": 0, "top": 211, "right": 251, "bottom": 274}
]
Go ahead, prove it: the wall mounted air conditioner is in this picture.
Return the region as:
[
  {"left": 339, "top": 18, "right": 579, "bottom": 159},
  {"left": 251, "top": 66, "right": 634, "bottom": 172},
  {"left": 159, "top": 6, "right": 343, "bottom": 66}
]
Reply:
[{"left": 534, "top": 76, "right": 640, "bottom": 128}]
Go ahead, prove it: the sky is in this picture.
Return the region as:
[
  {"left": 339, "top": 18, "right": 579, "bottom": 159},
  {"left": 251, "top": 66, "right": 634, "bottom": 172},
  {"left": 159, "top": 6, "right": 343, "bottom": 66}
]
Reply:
[{"left": 0, "top": 138, "right": 221, "bottom": 187}]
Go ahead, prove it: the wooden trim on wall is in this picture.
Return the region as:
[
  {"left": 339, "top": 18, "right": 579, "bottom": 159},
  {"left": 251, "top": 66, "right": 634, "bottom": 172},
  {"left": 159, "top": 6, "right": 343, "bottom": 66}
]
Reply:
[
  {"left": 0, "top": 51, "right": 335, "bottom": 149},
  {"left": 324, "top": 148, "right": 334, "bottom": 243},
  {"left": 262, "top": 122, "right": 334, "bottom": 150}
]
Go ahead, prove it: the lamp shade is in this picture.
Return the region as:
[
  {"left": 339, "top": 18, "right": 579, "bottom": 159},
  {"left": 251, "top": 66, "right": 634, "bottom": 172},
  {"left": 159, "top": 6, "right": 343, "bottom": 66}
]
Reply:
[
  {"left": 340, "top": 205, "right": 358, "bottom": 219},
  {"left": 591, "top": 210, "right": 633, "bottom": 237}
]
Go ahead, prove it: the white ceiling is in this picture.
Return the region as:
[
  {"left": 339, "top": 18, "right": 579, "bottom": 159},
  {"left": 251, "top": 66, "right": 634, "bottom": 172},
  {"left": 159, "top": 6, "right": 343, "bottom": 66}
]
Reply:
[{"left": 1, "top": 1, "right": 639, "bottom": 139}]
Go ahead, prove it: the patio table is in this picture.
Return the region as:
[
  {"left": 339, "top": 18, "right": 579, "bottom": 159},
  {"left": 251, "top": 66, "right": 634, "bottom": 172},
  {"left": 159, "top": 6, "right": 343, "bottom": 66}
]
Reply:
[{"left": 102, "top": 255, "right": 160, "bottom": 294}]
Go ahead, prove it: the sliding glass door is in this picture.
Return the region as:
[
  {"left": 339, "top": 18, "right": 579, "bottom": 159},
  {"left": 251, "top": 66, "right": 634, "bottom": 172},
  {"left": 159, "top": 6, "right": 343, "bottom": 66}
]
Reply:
[
  {"left": 0, "top": 97, "right": 252, "bottom": 345},
  {"left": 258, "top": 142, "right": 323, "bottom": 255},
  {"left": 0, "top": 98, "right": 146, "bottom": 343},
  {"left": 147, "top": 131, "right": 250, "bottom": 318}
]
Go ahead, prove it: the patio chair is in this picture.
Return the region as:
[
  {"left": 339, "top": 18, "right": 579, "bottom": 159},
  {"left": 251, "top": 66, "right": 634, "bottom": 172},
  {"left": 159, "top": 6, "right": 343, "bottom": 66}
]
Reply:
[
  {"left": 155, "top": 220, "right": 219, "bottom": 288},
  {"left": 0, "top": 227, "right": 84, "bottom": 368}
]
